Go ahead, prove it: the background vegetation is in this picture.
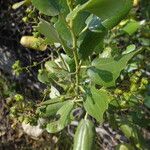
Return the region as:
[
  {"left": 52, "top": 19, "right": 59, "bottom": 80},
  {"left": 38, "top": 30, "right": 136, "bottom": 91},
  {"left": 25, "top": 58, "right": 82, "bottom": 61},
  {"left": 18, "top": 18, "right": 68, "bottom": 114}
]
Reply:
[{"left": 0, "top": 0, "right": 150, "bottom": 149}]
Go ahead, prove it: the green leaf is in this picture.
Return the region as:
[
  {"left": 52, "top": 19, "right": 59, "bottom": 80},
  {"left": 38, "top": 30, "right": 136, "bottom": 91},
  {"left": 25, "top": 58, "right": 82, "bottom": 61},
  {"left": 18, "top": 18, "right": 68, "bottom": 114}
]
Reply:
[
  {"left": 61, "top": 54, "right": 76, "bottom": 72},
  {"left": 119, "top": 123, "right": 139, "bottom": 142},
  {"left": 78, "top": 15, "right": 107, "bottom": 59},
  {"left": 45, "top": 61, "right": 60, "bottom": 73},
  {"left": 83, "top": 87, "right": 109, "bottom": 122},
  {"left": 67, "top": 0, "right": 132, "bottom": 30},
  {"left": 31, "top": 0, "right": 60, "bottom": 16},
  {"left": 73, "top": 12, "right": 89, "bottom": 36},
  {"left": 79, "top": 29, "right": 106, "bottom": 59},
  {"left": 54, "top": 16, "right": 72, "bottom": 46},
  {"left": 45, "top": 60, "right": 68, "bottom": 79},
  {"left": 46, "top": 101, "right": 74, "bottom": 133},
  {"left": 37, "top": 69, "right": 51, "bottom": 84},
  {"left": 82, "top": 0, "right": 131, "bottom": 20},
  {"left": 83, "top": 0, "right": 132, "bottom": 29},
  {"left": 36, "top": 19, "right": 61, "bottom": 45},
  {"left": 87, "top": 49, "right": 141, "bottom": 87},
  {"left": 37, "top": 101, "right": 67, "bottom": 118},
  {"left": 86, "top": 15, "right": 106, "bottom": 33},
  {"left": 73, "top": 119, "right": 95, "bottom": 150},
  {"left": 45, "top": 101, "right": 68, "bottom": 117},
  {"left": 40, "top": 97, "right": 63, "bottom": 106},
  {"left": 37, "top": 19, "right": 73, "bottom": 56},
  {"left": 102, "top": 0, "right": 132, "bottom": 29},
  {"left": 122, "top": 20, "right": 140, "bottom": 35}
]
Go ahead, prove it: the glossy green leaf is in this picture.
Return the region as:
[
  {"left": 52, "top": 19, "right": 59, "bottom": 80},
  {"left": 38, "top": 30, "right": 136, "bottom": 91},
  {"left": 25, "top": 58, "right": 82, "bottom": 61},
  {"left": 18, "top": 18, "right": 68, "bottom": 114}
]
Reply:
[
  {"left": 67, "top": 0, "right": 132, "bottom": 29},
  {"left": 73, "top": 12, "right": 89, "bottom": 36},
  {"left": 46, "top": 101, "right": 74, "bottom": 133},
  {"left": 102, "top": 0, "right": 132, "bottom": 29},
  {"left": 87, "top": 49, "right": 141, "bottom": 87},
  {"left": 83, "top": 0, "right": 131, "bottom": 20},
  {"left": 83, "top": 87, "right": 109, "bottom": 122},
  {"left": 55, "top": 16, "right": 72, "bottom": 46},
  {"left": 36, "top": 19, "right": 61, "bottom": 45},
  {"left": 73, "top": 119, "right": 95, "bottom": 150},
  {"left": 122, "top": 20, "right": 140, "bottom": 35},
  {"left": 31, "top": 0, "right": 60, "bottom": 16},
  {"left": 86, "top": 15, "right": 106, "bottom": 33},
  {"left": 83, "top": 0, "right": 132, "bottom": 29},
  {"left": 78, "top": 15, "right": 107, "bottom": 59},
  {"left": 45, "top": 101, "right": 68, "bottom": 117},
  {"left": 79, "top": 29, "right": 106, "bottom": 59}
]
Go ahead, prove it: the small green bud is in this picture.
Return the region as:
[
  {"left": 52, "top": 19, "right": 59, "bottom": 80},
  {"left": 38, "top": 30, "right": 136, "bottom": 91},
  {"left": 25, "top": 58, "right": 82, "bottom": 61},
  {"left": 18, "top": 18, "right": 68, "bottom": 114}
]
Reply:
[
  {"left": 26, "top": 8, "right": 32, "bottom": 13},
  {"left": 10, "top": 106, "right": 17, "bottom": 114},
  {"left": 18, "top": 116, "right": 24, "bottom": 122},
  {"left": 135, "top": 71, "right": 142, "bottom": 77},
  {"left": 120, "top": 101, "right": 127, "bottom": 108},
  {"left": 22, "top": 17, "right": 28, "bottom": 23},
  {"left": 114, "top": 89, "right": 123, "bottom": 95},
  {"left": 130, "top": 76, "right": 139, "bottom": 83},
  {"left": 130, "top": 84, "right": 138, "bottom": 92},
  {"left": 9, "top": 113, "right": 16, "bottom": 118},
  {"left": 28, "top": 12, "right": 34, "bottom": 18},
  {"left": 139, "top": 83, "right": 146, "bottom": 90},
  {"left": 33, "top": 32, "right": 40, "bottom": 38},
  {"left": 123, "top": 92, "right": 131, "bottom": 101},
  {"left": 60, "top": 96, "right": 65, "bottom": 101},
  {"left": 14, "top": 94, "right": 24, "bottom": 102},
  {"left": 141, "top": 77, "right": 148, "bottom": 85},
  {"left": 38, "top": 69, "right": 42, "bottom": 74},
  {"left": 23, "top": 117, "right": 30, "bottom": 124}
]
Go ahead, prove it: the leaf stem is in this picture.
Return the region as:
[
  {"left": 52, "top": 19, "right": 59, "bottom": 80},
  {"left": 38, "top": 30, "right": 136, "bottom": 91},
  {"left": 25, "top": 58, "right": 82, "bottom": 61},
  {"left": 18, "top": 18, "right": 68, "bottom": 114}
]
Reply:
[
  {"left": 84, "top": 113, "right": 88, "bottom": 120},
  {"left": 67, "top": 0, "right": 80, "bottom": 95},
  {"left": 71, "top": 26, "right": 80, "bottom": 94},
  {"left": 67, "top": 0, "right": 74, "bottom": 11}
]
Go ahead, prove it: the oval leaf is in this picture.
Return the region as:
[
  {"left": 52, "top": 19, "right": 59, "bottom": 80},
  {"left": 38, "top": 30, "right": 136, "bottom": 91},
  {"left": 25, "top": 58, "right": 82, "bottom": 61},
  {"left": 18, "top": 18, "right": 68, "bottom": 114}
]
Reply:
[
  {"left": 73, "top": 119, "right": 95, "bottom": 150},
  {"left": 46, "top": 101, "right": 74, "bottom": 133},
  {"left": 87, "top": 49, "right": 142, "bottom": 87},
  {"left": 36, "top": 19, "right": 61, "bottom": 45},
  {"left": 31, "top": 0, "right": 60, "bottom": 16},
  {"left": 83, "top": 87, "right": 109, "bottom": 122}
]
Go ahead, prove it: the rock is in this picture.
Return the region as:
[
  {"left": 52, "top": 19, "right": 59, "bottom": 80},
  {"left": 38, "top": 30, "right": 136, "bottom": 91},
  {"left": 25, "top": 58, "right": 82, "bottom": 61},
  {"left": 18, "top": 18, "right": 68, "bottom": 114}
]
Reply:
[{"left": 22, "top": 118, "right": 45, "bottom": 139}]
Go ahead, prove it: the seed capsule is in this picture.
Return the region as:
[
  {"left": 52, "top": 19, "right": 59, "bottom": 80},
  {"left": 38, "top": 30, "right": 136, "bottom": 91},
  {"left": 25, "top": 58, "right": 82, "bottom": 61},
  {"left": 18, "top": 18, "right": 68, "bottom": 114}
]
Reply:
[{"left": 20, "top": 36, "right": 47, "bottom": 51}]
